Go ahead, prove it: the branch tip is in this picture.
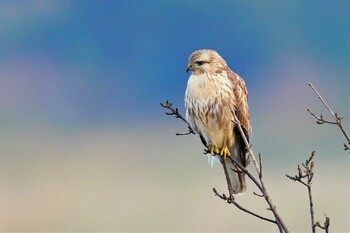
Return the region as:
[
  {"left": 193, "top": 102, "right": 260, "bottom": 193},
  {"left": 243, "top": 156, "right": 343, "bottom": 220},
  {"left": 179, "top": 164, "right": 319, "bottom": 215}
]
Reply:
[{"left": 307, "top": 83, "right": 350, "bottom": 152}]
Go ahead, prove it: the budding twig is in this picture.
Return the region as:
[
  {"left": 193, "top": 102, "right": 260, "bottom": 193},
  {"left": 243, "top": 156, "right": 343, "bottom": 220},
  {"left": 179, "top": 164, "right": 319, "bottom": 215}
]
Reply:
[
  {"left": 315, "top": 214, "right": 330, "bottom": 233},
  {"left": 307, "top": 82, "right": 350, "bottom": 153},
  {"left": 286, "top": 151, "right": 330, "bottom": 233}
]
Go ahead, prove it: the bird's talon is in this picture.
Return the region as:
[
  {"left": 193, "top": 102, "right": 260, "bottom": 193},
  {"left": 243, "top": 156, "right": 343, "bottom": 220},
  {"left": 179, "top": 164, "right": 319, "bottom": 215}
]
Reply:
[
  {"left": 208, "top": 145, "right": 220, "bottom": 156},
  {"left": 220, "top": 147, "right": 231, "bottom": 159}
]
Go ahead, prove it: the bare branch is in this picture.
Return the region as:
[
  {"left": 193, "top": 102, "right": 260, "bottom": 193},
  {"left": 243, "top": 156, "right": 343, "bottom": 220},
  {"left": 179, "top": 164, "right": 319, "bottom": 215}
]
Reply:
[
  {"left": 253, "top": 191, "right": 264, "bottom": 197},
  {"left": 286, "top": 151, "right": 330, "bottom": 233},
  {"left": 160, "top": 101, "right": 195, "bottom": 136},
  {"left": 344, "top": 143, "right": 350, "bottom": 151},
  {"left": 203, "top": 149, "right": 265, "bottom": 196},
  {"left": 231, "top": 110, "right": 261, "bottom": 173},
  {"left": 305, "top": 151, "right": 315, "bottom": 167},
  {"left": 285, "top": 174, "right": 308, "bottom": 187},
  {"left": 315, "top": 214, "right": 330, "bottom": 233},
  {"left": 175, "top": 126, "right": 195, "bottom": 136},
  {"left": 308, "top": 82, "right": 350, "bottom": 152},
  {"left": 231, "top": 110, "right": 289, "bottom": 233},
  {"left": 161, "top": 101, "right": 289, "bottom": 233},
  {"left": 307, "top": 109, "right": 338, "bottom": 125},
  {"left": 258, "top": 153, "right": 263, "bottom": 178},
  {"left": 308, "top": 83, "right": 336, "bottom": 117},
  {"left": 213, "top": 188, "right": 276, "bottom": 224}
]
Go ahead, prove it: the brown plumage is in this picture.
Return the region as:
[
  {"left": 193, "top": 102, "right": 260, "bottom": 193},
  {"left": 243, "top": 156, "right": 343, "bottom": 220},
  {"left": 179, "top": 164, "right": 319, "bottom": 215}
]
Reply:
[{"left": 184, "top": 49, "right": 250, "bottom": 193}]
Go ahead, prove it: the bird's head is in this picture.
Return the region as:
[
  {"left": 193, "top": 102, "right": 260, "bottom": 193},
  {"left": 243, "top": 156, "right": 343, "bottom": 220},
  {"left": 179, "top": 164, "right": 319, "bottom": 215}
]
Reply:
[{"left": 186, "top": 49, "right": 228, "bottom": 75}]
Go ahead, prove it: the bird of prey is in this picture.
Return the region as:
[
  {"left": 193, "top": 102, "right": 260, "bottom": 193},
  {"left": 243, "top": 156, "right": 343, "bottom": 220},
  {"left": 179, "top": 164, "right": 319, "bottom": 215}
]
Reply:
[{"left": 184, "top": 49, "right": 251, "bottom": 194}]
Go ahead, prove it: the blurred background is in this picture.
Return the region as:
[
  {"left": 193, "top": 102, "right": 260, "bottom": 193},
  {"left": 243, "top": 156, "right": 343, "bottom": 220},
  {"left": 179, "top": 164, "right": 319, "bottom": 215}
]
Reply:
[{"left": 0, "top": 0, "right": 349, "bottom": 232}]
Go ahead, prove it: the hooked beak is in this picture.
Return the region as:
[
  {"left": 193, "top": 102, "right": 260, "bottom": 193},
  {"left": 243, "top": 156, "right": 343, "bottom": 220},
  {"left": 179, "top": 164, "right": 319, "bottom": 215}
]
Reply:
[{"left": 186, "top": 64, "right": 192, "bottom": 74}]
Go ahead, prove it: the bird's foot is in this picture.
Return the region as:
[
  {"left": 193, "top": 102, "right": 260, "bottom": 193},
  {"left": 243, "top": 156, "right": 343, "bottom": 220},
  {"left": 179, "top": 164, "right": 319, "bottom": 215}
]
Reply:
[
  {"left": 208, "top": 144, "right": 220, "bottom": 156},
  {"left": 220, "top": 146, "right": 231, "bottom": 159}
]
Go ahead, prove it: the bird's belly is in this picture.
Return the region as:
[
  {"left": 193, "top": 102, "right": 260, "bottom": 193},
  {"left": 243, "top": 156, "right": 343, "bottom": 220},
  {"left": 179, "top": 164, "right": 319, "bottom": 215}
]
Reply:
[
  {"left": 195, "top": 107, "right": 232, "bottom": 148},
  {"left": 185, "top": 73, "right": 234, "bottom": 148}
]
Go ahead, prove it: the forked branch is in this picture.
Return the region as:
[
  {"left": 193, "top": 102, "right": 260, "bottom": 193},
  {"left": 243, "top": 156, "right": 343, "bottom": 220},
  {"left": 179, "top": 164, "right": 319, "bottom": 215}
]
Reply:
[
  {"left": 212, "top": 187, "right": 276, "bottom": 224},
  {"left": 161, "top": 101, "right": 289, "bottom": 233},
  {"left": 315, "top": 214, "right": 330, "bottom": 233},
  {"left": 307, "top": 82, "right": 350, "bottom": 152},
  {"left": 160, "top": 101, "right": 195, "bottom": 136},
  {"left": 230, "top": 110, "right": 289, "bottom": 233},
  {"left": 286, "top": 151, "right": 330, "bottom": 233}
]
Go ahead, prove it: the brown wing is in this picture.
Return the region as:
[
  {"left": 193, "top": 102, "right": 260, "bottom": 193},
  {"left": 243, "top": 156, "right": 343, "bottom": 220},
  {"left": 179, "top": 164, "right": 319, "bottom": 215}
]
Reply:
[
  {"left": 226, "top": 70, "right": 250, "bottom": 170},
  {"left": 227, "top": 71, "right": 251, "bottom": 136}
]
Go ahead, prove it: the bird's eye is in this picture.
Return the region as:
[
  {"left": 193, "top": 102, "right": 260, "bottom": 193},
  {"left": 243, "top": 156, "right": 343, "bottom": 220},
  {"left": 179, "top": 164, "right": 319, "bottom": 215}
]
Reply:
[{"left": 196, "top": 61, "right": 205, "bottom": 66}]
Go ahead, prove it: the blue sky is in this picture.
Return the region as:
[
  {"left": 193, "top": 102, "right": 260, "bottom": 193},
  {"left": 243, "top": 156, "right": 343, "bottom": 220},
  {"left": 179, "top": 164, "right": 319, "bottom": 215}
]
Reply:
[{"left": 1, "top": 0, "right": 349, "bottom": 129}]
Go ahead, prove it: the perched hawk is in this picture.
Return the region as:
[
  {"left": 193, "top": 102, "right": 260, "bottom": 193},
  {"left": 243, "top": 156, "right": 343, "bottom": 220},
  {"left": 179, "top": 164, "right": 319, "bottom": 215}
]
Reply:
[{"left": 184, "top": 49, "right": 251, "bottom": 194}]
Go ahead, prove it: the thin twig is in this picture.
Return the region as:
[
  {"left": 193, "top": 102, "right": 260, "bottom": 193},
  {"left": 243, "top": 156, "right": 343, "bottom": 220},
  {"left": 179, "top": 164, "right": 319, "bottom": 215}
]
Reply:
[
  {"left": 258, "top": 153, "right": 263, "bottom": 178},
  {"left": 308, "top": 83, "right": 336, "bottom": 117},
  {"left": 231, "top": 112, "right": 260, "bottom": 173},
  {"left": 209, "top": 152, "right": 266, "bottom": 199},
  {"left": 315, "top": 214, "right": 330, "bottom": 233},
  {"left": 308, "top": 176, "right": 315, "bottom": 233},
  {"left": 286, "top": 151, "right": 330, "bottom": 233},
  {"left": 160, "top": 101, "right": 195, "bottom": 136},
  {"left": 213, "top": 152, "right": 279, "bottom": 225},
  {"left": 253, "top": 191, "right": 264, "bottom": 197},
  {"left": 307, "top": 109, "right": 338, "bottom": 125},
  {"left": 308, "top": 82, "right": 350, "bottom": 152},
  {"left": 212, "top": 188, "right": 276, "bottom": 224}
]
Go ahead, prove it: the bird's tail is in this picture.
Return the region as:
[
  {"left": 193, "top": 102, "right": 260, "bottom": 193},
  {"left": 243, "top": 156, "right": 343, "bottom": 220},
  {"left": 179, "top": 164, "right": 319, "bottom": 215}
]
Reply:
[
  {"left": 220, "top": 156, "right": 246, "bottom": 194},
  {"left": 220, "top": 127, "right": 247, "bottom": 194}
]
